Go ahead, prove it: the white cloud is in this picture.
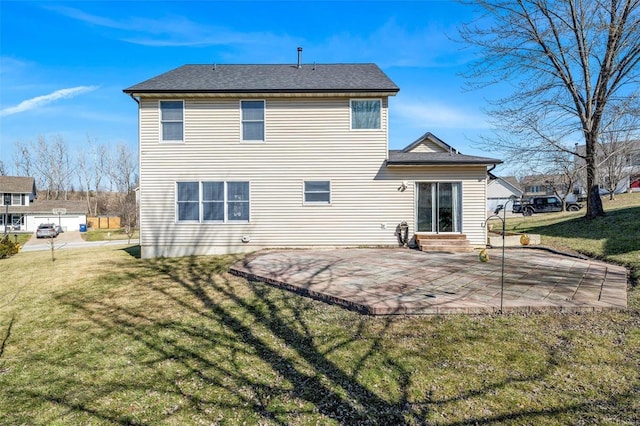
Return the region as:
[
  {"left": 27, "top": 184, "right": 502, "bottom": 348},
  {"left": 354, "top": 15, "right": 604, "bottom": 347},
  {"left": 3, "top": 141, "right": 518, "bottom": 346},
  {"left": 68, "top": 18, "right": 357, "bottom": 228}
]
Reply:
[
  {"left": 45, "top": 5, "right": 467, "bottom": 67},
  {"left": 1, "top": 86, "right": 98, "bottom": 117},
  {"left": 393, "top": 100, "right": 490, "bottom": 130},
  {"left": 47, "top": 5, "right": 290, "bottom": 48}
]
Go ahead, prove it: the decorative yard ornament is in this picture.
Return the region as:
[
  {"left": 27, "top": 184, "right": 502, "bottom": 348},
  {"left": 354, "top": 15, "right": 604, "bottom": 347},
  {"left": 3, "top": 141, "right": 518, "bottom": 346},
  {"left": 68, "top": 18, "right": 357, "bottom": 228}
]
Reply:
[
  {"left": 479, "top": 249, "right": 489, "bottom": 262},
  {"left": 520, "top": 233, "right": 530, "bottom": 246}
]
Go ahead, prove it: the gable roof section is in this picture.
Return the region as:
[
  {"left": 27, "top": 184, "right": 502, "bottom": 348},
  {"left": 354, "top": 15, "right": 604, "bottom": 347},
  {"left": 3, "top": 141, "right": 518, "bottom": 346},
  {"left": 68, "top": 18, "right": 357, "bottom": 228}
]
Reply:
[
  {"left": 387, "top": 133, "right": 502, "bottom": 167},
  {"left": 123, "top": 64, "right": 399, "bottom": 95},
  {"left": 0, "top": 176, "right": 36, "bottom": 194},
  {"left": 402, "top": 132, "right": 458, "bottom": 154}
]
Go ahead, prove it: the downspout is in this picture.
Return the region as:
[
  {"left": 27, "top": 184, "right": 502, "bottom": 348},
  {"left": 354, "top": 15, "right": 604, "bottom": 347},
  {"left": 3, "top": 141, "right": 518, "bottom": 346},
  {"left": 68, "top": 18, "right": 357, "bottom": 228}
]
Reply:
[{"left": 127, "top": 92, "right": 141, "bottom": 251}]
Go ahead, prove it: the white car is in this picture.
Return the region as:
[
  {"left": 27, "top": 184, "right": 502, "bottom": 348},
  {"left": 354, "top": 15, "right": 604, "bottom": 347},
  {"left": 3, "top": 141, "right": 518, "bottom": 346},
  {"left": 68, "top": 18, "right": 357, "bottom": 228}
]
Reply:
[{"left": 36, "top": 223, "right": 58, "bottom": 238}]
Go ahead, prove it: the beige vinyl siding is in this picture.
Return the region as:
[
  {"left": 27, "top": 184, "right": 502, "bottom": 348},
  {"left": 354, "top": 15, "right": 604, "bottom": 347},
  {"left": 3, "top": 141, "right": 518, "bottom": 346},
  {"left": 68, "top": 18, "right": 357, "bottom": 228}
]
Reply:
[
  {"left": 137, "top": 96, "right": 488, "bottom": 258},
  {"left": 406, "top": 138, "right": 447, "bottom": 153}
]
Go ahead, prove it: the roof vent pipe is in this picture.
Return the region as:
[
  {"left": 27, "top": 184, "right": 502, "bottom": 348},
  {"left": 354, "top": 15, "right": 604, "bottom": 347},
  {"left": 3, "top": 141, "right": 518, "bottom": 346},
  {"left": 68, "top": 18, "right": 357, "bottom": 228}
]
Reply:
[{"left": 297, "top": 47, "right": 302, "bottom": 69}]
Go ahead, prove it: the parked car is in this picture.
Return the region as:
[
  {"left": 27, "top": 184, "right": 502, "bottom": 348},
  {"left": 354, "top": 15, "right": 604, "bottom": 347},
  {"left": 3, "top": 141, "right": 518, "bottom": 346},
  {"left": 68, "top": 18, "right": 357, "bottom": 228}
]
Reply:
[
  {"left": 36, "top": 223, "right": 58, "bottom": 238},
  {"left": 514, "top": 196, "right": 582, "bottom": 216}
]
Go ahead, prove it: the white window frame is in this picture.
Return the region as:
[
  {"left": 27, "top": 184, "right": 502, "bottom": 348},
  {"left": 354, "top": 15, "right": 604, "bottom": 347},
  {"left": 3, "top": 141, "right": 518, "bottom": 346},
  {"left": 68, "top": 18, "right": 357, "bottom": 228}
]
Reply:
[
  {"left": 175, "top": 181, "right": 251, "bottom": 223},
  {"left": 240, "top": 100, "right": 265, "bottom": 142},
  {"left": 11, "top": 193, "right": 21, "bottom": 206},
  {"left": 160, "top": 100, "right": 184, "bottom": 143},
  {"left": 350, "top": 99, "right": 382, "bottom": 131},
  {"left": 175, "top": 181, "right": 200, "bottom": 223},
  {"left": 303, "top": 180, "right": 331, "bottom": 205}
]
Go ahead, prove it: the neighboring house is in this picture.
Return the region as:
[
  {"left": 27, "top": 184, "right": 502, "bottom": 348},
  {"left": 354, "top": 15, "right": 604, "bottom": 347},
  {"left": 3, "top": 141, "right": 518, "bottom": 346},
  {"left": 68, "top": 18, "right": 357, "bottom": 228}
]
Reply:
[
  {"left": 124, "top": 61, "right": 501, "bottom": 258},
  {"left": 0, "top": 176, "right": 88, "bottom": 233},
  {"left": 487, "top": 175, "right": 524, "bottom": 213},
  {"left": 575, "top": 140, "right": 640, "bottom": 195}
]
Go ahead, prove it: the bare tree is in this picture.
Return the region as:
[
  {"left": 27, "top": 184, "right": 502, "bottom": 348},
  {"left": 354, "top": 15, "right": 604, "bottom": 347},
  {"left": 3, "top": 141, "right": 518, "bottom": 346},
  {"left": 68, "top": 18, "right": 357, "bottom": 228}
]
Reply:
[
  {"left": 77, "top": 136, "right": 109, "bottom": 216},
  {"left": 598, "top": 135, "right": 635, "bottom": 200},
  {"left": 544, "top": 150, "right": 584, "bottom": 210},
  {"left": 460, "top": 0, "right": 640, "bottom": 219},
  {"left": 50, "top": 136, "right": 74, "bottom": 200},
  {"left": 13, "top": 141, "right": 33, "bottom": 178},
  {"left": 77, "top": 146, "right": 92, "bottom": 214},
  {"left": 33, "top": 136, "right": 55, "bottom": 199},
  {"left": 93, "top": 143, "right": 109, "bottom": 215},
  {"left": 109, "top": 144, "right": 138, "bottom": 234},
  {"left": 0, "top": 160, "right": 6, "bottom": 176},
  {"left": 31, "top": 135, "right": 74, "bottom": 200}
]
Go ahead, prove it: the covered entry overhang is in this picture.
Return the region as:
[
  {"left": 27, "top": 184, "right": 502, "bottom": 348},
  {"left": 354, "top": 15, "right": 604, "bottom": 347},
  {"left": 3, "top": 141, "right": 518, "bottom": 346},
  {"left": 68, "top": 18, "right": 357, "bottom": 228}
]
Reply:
[{"left": 385, "top": 135, "right": 502, "bottom": 251}]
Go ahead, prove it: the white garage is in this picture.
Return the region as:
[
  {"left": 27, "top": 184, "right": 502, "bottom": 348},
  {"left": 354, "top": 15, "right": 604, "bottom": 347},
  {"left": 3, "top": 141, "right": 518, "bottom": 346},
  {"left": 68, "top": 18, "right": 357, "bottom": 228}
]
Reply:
[{"left": 12, "top": 200, "right": 88, "bottom": 233}]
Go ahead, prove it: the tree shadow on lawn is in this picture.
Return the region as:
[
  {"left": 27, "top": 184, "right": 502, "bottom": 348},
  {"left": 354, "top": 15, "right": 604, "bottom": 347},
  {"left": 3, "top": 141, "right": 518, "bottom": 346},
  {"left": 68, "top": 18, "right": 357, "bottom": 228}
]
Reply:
[
  {"left": 514, "top": 205, "right": 640, "bottom": 258},
  {"left": 7, "top": 255, "right": 638, "bottom": 424}
]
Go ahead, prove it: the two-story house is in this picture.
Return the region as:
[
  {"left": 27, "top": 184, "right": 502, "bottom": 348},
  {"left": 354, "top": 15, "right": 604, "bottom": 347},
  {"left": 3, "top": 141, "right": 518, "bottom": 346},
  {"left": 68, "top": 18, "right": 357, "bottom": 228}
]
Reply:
[
  {"left": 0, "top": 175, "right": 88, "bottom": 233},
  {"left": 124, "top": 61, "right": 501, "bottom": 259}
]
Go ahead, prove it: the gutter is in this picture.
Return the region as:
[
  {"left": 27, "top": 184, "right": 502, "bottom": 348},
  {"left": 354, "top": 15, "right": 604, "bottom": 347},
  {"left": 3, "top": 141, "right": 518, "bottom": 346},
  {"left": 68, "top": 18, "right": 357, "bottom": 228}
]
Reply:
[
  {"left": 127, "top": 93, "right": 140, "bottom": 104},
  {"left": 386, "top": 160, "right": 503, "bottom": 167}
]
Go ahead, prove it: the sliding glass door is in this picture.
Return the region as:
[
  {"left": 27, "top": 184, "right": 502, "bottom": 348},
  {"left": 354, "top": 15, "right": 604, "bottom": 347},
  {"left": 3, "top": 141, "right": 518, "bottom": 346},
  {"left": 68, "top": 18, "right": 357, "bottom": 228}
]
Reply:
[{"left": 416, "top": 182, "right": 461, "bottom": 233}]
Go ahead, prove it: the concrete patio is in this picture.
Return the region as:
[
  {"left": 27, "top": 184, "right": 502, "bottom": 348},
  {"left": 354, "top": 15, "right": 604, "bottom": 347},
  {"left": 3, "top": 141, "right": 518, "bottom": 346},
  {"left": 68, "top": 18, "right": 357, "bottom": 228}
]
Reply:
[{"left": 230, "top": 247, "right": 628, "bottom": 315}]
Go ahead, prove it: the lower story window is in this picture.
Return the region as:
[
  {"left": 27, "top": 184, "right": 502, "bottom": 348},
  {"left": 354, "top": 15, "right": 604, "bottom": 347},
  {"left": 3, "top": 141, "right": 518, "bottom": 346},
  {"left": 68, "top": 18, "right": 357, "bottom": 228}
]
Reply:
[
  {"left": 304, "top": 181, "right": 331, "bottom": 204},
  {"left": 177, "top": 181, "right": 250, "bottom": 222}
]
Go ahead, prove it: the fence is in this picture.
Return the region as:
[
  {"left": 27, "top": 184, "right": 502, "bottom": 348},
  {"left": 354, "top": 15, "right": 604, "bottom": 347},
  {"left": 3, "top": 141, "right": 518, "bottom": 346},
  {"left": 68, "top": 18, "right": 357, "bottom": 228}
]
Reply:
[{"left": 87, "top": 216, "right": 121, "bottom": 230}]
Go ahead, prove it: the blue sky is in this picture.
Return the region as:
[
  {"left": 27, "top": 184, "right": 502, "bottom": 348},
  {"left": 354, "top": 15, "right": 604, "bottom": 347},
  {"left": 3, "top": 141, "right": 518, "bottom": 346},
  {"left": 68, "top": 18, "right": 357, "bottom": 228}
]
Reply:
[{"left": 0, "top": 1, "right": 502, "bottom": 174}]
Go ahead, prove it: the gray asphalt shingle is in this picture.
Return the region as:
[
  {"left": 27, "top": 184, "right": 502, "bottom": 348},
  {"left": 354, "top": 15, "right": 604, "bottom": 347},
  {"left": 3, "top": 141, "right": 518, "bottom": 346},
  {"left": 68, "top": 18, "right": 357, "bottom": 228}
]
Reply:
[
  {"left": 0, "top": 176, "right": 36, "bottom": 194},
  {"left": 387, "top": 150, "right": 502, "bottom": 166},
  {"left": 124, "top": 64, "right": 400, "bottom": 93}
]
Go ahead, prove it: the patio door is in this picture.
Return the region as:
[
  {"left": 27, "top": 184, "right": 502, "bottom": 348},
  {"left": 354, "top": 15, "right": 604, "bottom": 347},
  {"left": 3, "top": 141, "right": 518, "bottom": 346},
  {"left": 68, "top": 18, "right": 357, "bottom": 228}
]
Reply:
[{"left": 416, "top": 182, "right": 461, "bottom": 233}]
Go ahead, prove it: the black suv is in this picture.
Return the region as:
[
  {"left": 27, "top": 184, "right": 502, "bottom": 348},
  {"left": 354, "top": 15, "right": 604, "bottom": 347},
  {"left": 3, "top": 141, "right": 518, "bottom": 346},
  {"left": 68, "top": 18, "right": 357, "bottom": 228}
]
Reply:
[{"left": 513, "top": 196, "right": 582, "bottom": 216}]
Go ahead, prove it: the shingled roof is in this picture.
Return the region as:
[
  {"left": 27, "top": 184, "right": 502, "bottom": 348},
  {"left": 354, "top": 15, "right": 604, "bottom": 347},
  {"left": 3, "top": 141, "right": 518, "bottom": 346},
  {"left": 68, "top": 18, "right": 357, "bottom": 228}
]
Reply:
[
  {"left": 6, "top": 200, "right": 87, "bottom": 215},
  {"left": 123, "top": 64, "right": 400, "bottom": 94},
  {"left": 0, "top": 176, "right": 36, "bottom": 194},
  {"left": 387, "top": 150, "right": 502, "bottom": 166}
]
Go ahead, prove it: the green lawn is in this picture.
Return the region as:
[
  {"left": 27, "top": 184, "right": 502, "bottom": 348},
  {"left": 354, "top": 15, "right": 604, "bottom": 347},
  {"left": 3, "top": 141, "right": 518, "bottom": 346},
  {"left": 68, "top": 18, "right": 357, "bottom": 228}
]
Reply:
[
  {"left": 0, "top": 196, "right": 639, "bottom": 425},
  {"left": 503, "top": 192, "right": 640, "bottom": 284},
  {"left": 82, "top": 227, "right": 139, "bottom": 242}
]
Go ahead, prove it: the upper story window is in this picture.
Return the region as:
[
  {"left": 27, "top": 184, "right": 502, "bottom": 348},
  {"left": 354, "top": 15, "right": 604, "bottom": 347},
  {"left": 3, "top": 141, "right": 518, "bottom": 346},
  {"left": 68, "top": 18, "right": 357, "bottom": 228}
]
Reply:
[
  {"left": 160, "top": 101, "right": 184, "bottom": 142},
  {"left": 241, "top": 100, "right": 265, "bottom": 142},
  {"left": 351, "top": 99, "right": 381, "bottom": 130},
  {"left": 2, "top": 193, "right": 22, "bottom": 206},
  {"left": 304, "top": 181, "right": 331, "bottom": 204}
]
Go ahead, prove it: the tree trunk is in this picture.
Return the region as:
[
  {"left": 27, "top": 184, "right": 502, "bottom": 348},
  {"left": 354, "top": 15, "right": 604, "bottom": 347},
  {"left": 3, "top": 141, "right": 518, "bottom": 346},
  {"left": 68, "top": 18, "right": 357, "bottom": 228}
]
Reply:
[
  {"left": 588, "top": 185, "right": 605, "bottom": 218},
  {"left": 585, "top": 134, "right": 605, "bottom": 219}
]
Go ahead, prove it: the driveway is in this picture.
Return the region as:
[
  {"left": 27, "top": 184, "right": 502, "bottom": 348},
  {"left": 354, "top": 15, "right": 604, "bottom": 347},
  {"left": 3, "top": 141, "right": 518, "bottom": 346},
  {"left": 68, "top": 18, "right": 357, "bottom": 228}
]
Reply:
[
  {"left": 20, "top": 231, "right": 138, "bottom": 252},
  {"left": 231, "top": 248, "right": 628, "bottom": 315}
]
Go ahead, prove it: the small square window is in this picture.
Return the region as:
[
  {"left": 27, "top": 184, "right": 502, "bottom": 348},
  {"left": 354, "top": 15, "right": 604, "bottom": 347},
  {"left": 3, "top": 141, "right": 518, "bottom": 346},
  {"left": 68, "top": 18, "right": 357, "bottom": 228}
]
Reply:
[
  {"left": 304, "top": 181, "right": 330, "bottom": 204},
  {"left": 351, "top": 99, "right": 381, "bottom": 130}
]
